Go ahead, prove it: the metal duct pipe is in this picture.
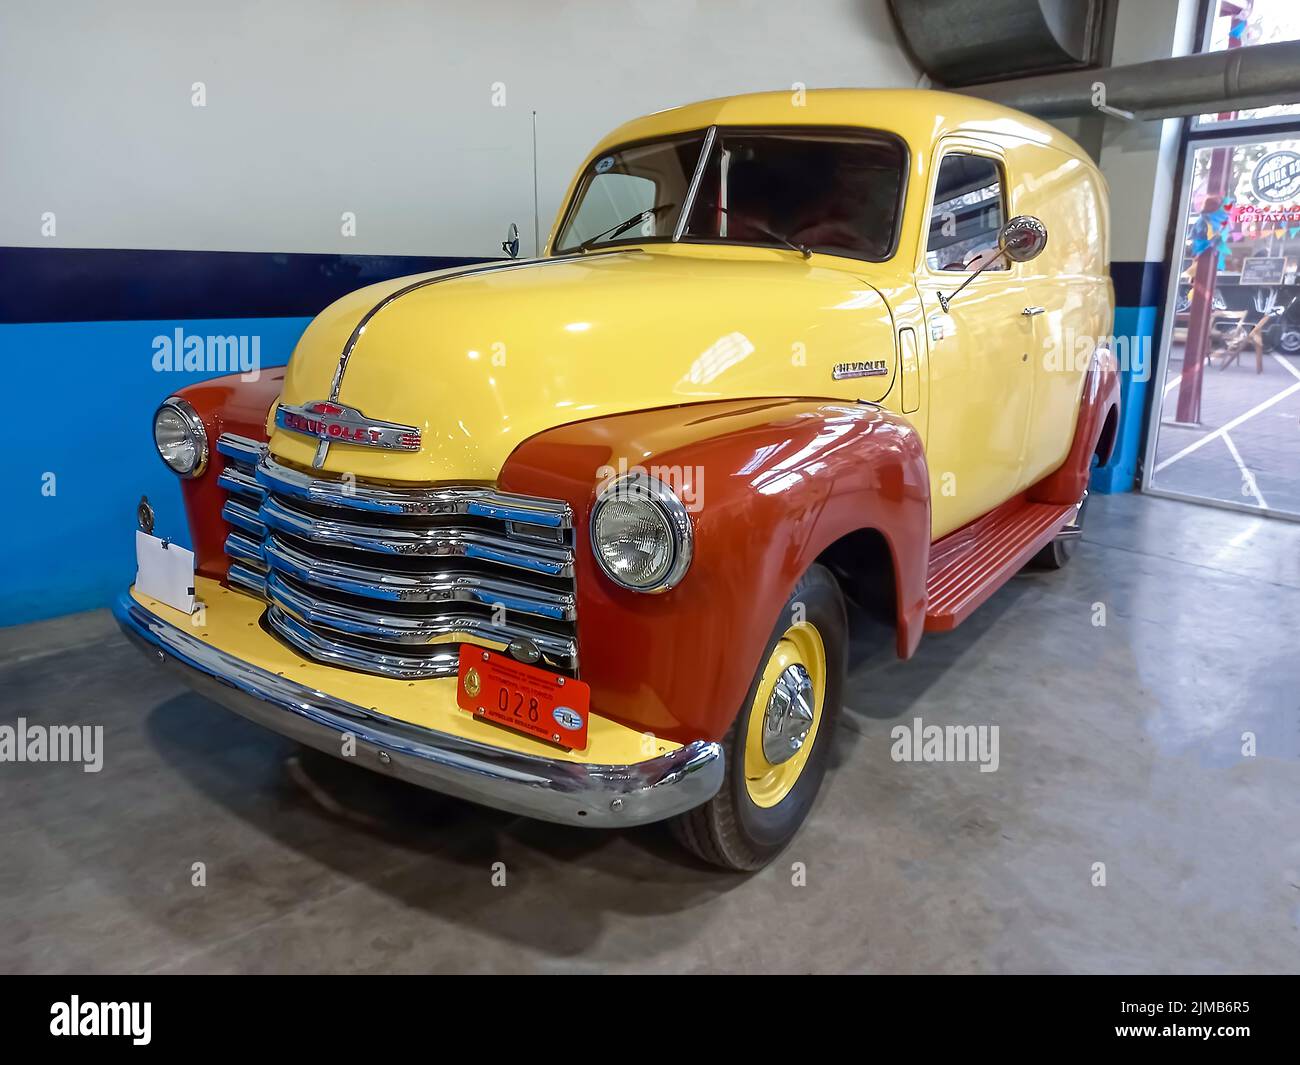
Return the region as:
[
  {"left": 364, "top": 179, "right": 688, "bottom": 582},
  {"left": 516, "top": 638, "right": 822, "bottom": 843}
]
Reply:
[{"left": 963, "top": 39, "right": 1300, "bottom": 119}]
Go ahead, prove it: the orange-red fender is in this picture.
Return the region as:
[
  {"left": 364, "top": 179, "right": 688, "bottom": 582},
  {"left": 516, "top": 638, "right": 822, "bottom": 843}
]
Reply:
[
  {"left": 171, "top": 369, "right": 284, "bottom": 580},
  {"left": 500, "top": 399, "right": 930, "bottom": 745}
]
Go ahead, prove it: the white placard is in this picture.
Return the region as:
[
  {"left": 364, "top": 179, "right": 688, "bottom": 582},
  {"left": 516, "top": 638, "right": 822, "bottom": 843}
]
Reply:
[{"left": 135, "top": 531, "right": 196, "bottom": 614}]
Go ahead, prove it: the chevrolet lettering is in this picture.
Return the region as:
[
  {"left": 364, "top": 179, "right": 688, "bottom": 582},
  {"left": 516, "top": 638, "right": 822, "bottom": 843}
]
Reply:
[
  {"left": 832, "top": 360, "right": 889, "bottom": 380},
  {"left": 275, "top": 400, "right": 421, "bottom": 466}
]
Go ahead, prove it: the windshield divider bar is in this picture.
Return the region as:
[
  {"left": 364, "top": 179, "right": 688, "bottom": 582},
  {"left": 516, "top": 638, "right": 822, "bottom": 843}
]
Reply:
[{"left": 673, "top": 125, "right": 717, "bottom": 243}]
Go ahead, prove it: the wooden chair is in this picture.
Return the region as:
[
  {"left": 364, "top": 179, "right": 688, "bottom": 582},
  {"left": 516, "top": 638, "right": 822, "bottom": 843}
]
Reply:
[{"left": 1213, "top": 310, "right": 1269, "bottom": 374}]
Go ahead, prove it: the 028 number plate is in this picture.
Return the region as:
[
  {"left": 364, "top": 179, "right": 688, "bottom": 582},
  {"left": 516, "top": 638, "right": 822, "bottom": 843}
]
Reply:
[{"left": 456, "top": 647, "right": 590, "bottom": 750}]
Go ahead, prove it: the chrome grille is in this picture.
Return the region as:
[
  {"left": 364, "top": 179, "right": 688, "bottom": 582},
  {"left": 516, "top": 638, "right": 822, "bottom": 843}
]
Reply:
[{"left": 216, "top": 434, "right": 577, "bottom": 679}]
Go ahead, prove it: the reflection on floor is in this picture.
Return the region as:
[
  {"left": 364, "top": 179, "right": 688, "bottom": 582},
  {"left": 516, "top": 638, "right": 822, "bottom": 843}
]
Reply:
[
  {"left": 1153, "top": 343, "right": 1300, "bottom": 515},
  {"left": 0, "top": 492, "right": 1298, "bottom": 973}
]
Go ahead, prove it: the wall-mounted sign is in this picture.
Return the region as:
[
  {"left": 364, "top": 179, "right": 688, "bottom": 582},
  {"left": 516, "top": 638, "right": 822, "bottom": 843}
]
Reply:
[
  {"left": 1239, "top": 256, "right": 1287, "bottom": 285},
  {"left": 1251, "top": 150, "right": 1300, "bottom": 203}
]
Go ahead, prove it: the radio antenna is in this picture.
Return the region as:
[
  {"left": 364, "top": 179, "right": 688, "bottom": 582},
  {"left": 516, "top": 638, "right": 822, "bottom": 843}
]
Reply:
[{"left": 531, "top": 110, "right": 541, "bottom": 256}]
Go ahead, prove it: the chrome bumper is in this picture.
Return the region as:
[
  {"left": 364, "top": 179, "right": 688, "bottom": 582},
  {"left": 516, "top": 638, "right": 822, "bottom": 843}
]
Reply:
[{"left": 113, "top": 593, "right": 724, "bottom": 828}]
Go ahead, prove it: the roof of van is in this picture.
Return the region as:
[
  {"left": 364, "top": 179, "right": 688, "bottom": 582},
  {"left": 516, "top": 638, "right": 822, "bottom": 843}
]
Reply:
[{"left": 591, "top": 88, "right": 1092, "bottom": 166}]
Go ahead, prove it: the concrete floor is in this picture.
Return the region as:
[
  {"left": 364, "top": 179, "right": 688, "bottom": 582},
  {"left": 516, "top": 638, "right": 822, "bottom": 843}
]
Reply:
[{"left": 2, "top": 491, "right": 1298, "bottom": 974}]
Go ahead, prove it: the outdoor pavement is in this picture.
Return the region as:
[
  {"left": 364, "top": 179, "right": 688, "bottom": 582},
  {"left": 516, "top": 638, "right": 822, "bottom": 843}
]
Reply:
[{"left": 1153, "top": 344, "right": 1300, "bottom": 516}]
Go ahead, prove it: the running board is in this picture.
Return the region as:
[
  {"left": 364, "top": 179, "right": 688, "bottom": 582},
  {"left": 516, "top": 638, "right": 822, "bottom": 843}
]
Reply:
[{"left": 924, "top": 497, "right": 1077, "bottom": 632}]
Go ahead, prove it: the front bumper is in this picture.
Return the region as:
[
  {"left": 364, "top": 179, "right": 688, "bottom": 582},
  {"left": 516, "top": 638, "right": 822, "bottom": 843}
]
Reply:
[{"left": 113, "top": 591, "right": 724, "bottom": 828}]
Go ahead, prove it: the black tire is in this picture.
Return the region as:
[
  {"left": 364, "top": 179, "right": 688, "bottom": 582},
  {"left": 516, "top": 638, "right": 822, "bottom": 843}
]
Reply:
[
  {"left": 1029, "top": 493, "right": 1088, "bottom": 570},
  {"left": 1261, "top": 322, "right": 1280, "bottom": 354},
  {"left": 671, "top": 564, "right": 847, "bottom": 871}
]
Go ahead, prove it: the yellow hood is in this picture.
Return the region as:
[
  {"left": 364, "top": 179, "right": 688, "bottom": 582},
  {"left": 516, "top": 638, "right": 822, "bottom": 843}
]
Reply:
[{"left": 271, "top": 246, "right": 898, "bottom": 482}]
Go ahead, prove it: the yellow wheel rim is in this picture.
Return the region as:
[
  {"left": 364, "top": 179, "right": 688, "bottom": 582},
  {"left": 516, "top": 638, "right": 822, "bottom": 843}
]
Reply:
[{"left": 743, "top": 621, "right": 827, "bottom": 808}]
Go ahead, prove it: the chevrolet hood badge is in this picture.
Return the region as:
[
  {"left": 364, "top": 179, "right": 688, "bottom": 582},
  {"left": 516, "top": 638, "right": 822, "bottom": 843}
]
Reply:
[{"left": 275, "top": 400, "right": 422, "bottom": 468}]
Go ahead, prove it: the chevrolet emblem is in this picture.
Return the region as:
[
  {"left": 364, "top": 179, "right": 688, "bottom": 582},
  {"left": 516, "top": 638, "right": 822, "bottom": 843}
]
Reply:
[{"left": 275, "top": 400, "right": 421, "bottom": 468}]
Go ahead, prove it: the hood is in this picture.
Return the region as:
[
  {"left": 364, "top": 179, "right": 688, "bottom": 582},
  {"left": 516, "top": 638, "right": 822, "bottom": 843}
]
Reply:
[{"left": 270, "top": 247, "right": 898, "bottom": 482}]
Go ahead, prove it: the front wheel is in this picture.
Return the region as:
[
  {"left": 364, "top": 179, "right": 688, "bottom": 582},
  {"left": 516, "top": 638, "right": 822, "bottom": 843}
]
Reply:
[{"left": 671, "top": 564, "right": 847, "bottom": 870}]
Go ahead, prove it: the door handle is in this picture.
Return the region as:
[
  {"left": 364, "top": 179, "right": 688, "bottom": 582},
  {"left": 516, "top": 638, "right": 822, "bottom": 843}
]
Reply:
[{"left": 1021, "top": 306, "right": 1045, "bottom": 317}]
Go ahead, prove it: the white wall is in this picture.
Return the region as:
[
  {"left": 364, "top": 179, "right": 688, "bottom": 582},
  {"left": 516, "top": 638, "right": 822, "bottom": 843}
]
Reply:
[{"left": 0, "top": 0, "right": 918, "bottom": 257}]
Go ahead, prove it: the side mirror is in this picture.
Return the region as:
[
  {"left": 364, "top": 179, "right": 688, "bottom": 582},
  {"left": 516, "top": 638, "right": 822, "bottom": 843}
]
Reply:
[
  {"left": 999, "top": 215, "right": 1048, "bottom": 263},
  {"left": 502, "top": 222, "right": 520, "bottom": 259},
  {"left": 937, "top": 214, "right": 1048, "bottom": 312}
]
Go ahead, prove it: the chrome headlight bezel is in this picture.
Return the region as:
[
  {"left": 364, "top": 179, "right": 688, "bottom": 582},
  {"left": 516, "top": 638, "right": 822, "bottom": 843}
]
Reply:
[
  {"left": 589, "top": 471, "right": 694, "bottom": 593},
  {"left": 152, "top": 396, "right": 209, "bottom": 478}
]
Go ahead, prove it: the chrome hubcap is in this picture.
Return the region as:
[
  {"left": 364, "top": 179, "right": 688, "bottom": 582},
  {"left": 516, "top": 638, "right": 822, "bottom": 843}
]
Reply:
[{"left": 762, "top": 663, "right": 816, "bottom": 764}]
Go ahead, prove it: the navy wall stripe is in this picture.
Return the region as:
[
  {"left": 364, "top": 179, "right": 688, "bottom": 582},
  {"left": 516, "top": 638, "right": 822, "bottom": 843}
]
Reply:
[
  {"left": 1110, "top": 259, "right": 1165, "bottom": 308},
  {"left": 8, "top": 248, "right": 1169, "bottom": 324},
  {"left": 0, "top": 246, "right": 494, "bottom": 324}
]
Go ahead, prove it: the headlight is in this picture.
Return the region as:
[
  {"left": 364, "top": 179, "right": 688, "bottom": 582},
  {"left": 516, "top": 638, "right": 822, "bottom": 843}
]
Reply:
[
  {"left": 590, "top": 472, "right": 693, "bottom": 592},
  {"left": 153, "top": 397, "right": 209, "bottom": 477}
]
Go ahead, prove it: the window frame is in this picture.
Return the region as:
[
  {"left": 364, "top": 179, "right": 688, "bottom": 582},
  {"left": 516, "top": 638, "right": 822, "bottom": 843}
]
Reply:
[
  {"left": 918, "top": 140, "right": 1013, "bottom": 281},
  {"left": 1190, "top": 0, "right": 1300, "bottom": 133}
]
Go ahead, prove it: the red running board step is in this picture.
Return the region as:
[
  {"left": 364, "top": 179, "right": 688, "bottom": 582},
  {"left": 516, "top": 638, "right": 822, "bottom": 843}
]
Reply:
[{"left": 924, "top": 497, "right": 1076, "bottom": 633}]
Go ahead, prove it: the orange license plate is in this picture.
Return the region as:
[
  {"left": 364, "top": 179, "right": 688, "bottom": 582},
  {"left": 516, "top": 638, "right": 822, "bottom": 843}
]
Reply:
[{"left": 456, "top": 646, "right": 590, "bottom": 750}]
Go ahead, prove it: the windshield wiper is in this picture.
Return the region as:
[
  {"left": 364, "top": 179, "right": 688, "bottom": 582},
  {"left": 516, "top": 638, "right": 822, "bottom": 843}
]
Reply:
[
  {"left": 716, "top": 207, "right": 811, "bottom": 259},
  {"left": 576, "top": 202, "right": 676, "bottom": 252}
]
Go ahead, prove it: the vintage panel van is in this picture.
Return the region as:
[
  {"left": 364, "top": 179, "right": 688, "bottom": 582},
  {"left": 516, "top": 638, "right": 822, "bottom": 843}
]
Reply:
[{"left": 118, "top": 89, "right": 1117, "bottom": 869}]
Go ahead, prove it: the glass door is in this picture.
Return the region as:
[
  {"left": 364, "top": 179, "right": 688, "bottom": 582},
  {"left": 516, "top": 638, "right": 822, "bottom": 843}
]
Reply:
[
  {"left": 1144, "top": 1, "right": 1300, "bottom": 520},
  {"left": 1145, "top": 134, "right": 1300, "bottom": 520}
]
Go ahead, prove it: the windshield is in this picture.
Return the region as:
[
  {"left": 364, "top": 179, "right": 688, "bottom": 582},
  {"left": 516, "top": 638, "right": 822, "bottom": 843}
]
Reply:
[{"left": 554, "top": 127, "right": 905, "bottom": 261}]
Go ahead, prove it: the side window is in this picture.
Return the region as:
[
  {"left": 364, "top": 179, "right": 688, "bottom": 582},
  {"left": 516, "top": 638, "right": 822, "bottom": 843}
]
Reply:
[{"left": 925, "top": 153, "right": 1007, "bottom": 272}]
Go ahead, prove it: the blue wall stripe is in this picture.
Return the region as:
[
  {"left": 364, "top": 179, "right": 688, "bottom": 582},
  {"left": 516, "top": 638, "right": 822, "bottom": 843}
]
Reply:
[
  {"left": 0, "top": 247, "right": 493, "bottom": 323},
  {"left": 0, "top": 317, "right": 308, "bottom": 626},
  {"left": 1090, "top": 260, "right": 1165, "bottom": 495}
]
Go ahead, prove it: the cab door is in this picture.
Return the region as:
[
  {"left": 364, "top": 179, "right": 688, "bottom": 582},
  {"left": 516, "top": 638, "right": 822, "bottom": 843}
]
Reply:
[{"left": 912, "top": 138, "right": 1038, "bottom": 538}]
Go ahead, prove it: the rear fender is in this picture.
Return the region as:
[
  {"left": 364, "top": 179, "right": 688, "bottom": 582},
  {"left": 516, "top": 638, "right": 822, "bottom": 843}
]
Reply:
[
  {"left": 1029, "top": 347, "right": 1120, "bottom": 505},
  {"left": 500, "top": 399, "right": 930, "bottom": 744}
]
